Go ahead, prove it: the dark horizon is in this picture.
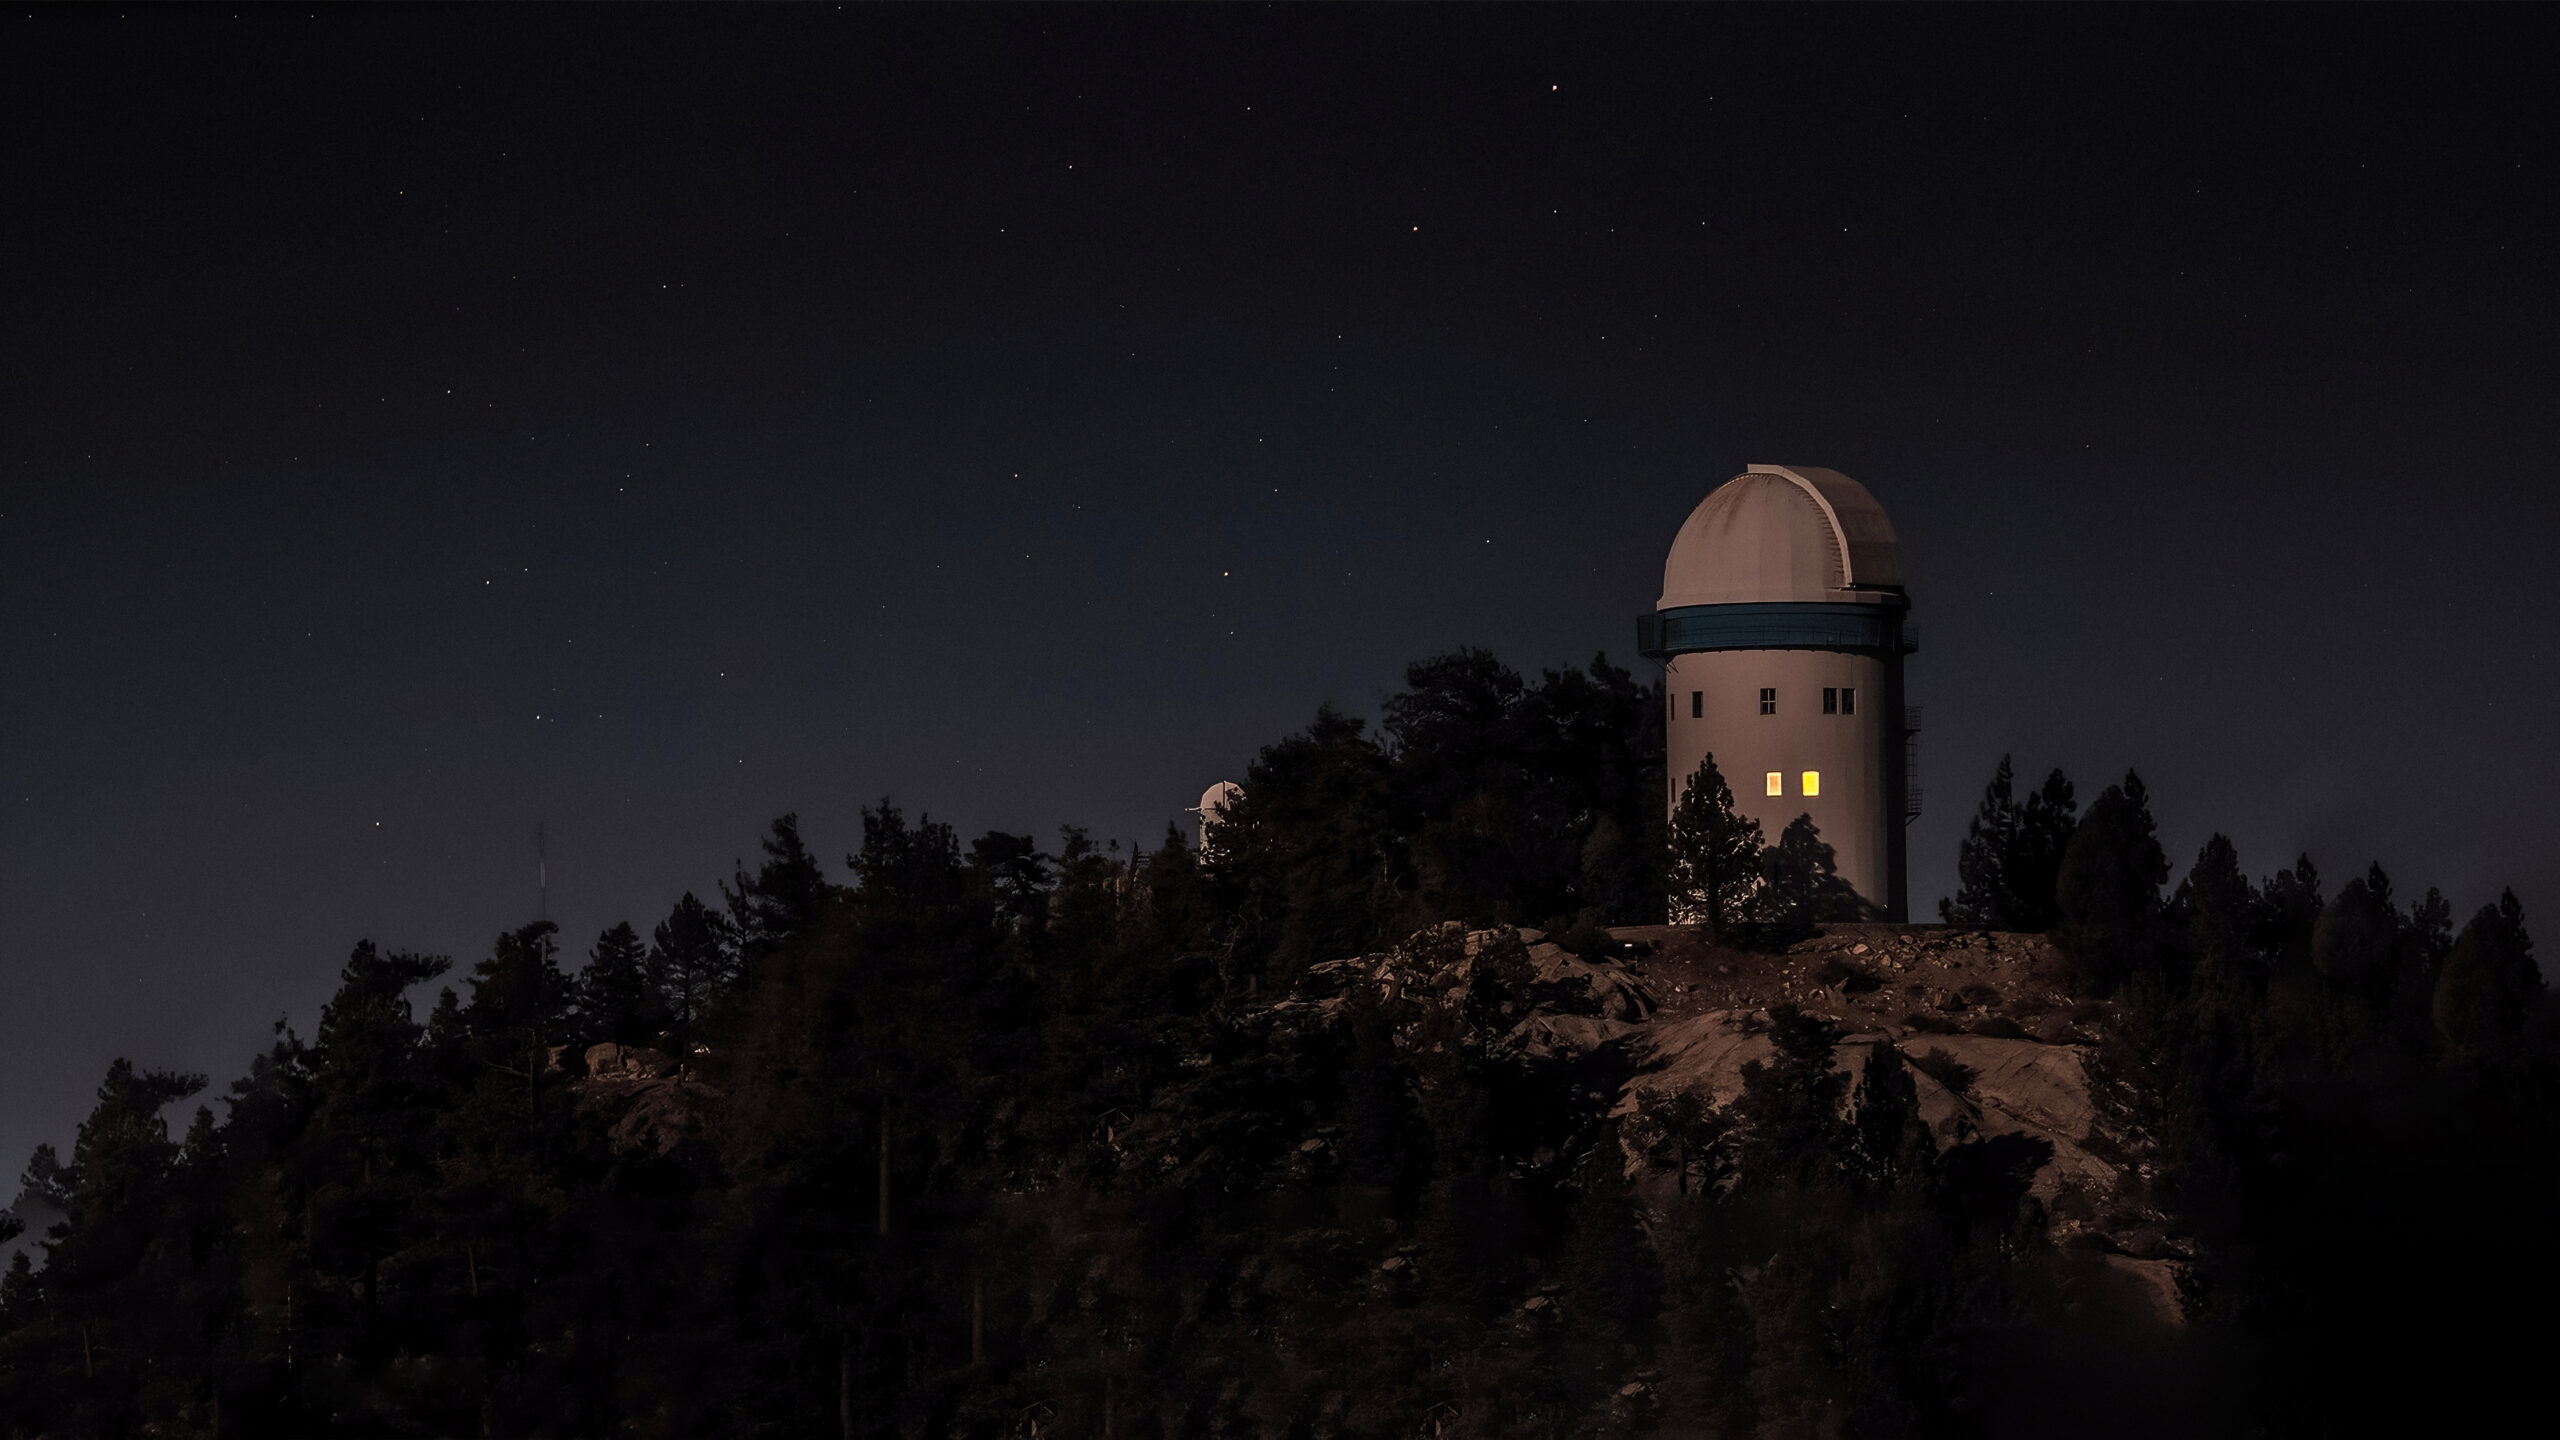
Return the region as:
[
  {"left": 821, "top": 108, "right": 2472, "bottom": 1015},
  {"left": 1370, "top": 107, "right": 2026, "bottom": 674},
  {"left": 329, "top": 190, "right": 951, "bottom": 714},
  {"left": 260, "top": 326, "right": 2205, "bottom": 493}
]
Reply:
[{"left": 5, "top": 5, "right": 2554, "bottom": 1191}]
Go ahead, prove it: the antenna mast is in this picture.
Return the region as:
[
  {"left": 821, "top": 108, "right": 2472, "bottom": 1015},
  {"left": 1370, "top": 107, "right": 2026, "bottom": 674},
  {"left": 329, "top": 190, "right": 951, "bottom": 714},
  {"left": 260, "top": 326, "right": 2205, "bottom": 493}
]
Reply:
[{"left": 535, "top": 820, "right": 549, "bottom": 925}]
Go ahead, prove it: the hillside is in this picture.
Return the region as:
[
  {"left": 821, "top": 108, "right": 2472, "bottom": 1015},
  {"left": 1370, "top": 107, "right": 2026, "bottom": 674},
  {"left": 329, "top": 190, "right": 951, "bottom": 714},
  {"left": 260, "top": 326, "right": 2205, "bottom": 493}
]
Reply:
[
  {"left": 1256, "top": 923, "right": 2182, "bottom": 1325},
  {"left": 5, "top": 649, "right": 2554, "bottom": 1437}
]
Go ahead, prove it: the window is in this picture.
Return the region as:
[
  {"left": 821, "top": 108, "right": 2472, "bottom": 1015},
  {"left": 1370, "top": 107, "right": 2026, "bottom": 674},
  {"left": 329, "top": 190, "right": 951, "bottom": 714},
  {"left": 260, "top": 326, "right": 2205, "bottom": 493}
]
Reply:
[
  {"left": 1802, "top": 770, "right": 1821, "bottom": 797},
  {"left": 1766, "top": 772, "right": 1783, "bottom": 797},
  {"left": 1759, "top": 687, "right": 1776, "bottom": 715},
  {"left": 1822, "top": 687, "right": 1838, "bottom": 715},
  {"left": 1840, "top": 687, "right": 1856, "bottom": 716},
  {"left": 1690, "top": 690, "right": 1703, "bottom": 719}
]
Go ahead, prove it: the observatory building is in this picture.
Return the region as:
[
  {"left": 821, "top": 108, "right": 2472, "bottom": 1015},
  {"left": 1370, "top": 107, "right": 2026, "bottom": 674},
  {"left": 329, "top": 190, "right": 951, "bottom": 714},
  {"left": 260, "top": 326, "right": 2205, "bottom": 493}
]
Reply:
[
  {"left": 1192, "top": 780, "right": 1243, "bottom": 860},
  {"left": 1638, "top": 464, "right": 1918, "bottom": 920}
]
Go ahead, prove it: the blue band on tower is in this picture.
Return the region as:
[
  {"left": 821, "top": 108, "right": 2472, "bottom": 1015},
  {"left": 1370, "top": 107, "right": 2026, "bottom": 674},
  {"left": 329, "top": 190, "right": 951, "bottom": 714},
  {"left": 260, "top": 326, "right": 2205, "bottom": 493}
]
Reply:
[{"left": 1637, "top": 601, "right": 1911, "bottom": 659}]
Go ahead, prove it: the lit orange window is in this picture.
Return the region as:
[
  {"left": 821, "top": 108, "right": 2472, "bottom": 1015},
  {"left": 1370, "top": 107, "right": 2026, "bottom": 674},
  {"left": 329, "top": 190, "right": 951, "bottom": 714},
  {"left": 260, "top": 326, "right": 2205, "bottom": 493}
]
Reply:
[
  {"left": 1801, "top": 771, "right": 1820, "bottom": 796},
  {"left": 1765, "top": 772, "right": 1782, "bottom": 796}
]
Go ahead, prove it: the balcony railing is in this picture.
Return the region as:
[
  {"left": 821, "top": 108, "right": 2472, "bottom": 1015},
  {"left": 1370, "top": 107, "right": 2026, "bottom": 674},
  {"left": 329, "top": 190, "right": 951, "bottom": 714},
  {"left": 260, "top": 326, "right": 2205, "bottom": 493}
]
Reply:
[{"left": 1904, "top": 721, "right": 1923, "bottom": 822}]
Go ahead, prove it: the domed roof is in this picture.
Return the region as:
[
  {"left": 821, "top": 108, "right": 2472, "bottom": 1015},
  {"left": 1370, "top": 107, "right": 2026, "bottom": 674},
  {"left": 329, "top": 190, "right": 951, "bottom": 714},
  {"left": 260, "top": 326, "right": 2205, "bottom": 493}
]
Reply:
[
  {"left": 1197, "top": 780, "right": 1242, "bottom": 820},
  {"left": 1658, "top": 464, "right": 1903, "bottom": 609}
]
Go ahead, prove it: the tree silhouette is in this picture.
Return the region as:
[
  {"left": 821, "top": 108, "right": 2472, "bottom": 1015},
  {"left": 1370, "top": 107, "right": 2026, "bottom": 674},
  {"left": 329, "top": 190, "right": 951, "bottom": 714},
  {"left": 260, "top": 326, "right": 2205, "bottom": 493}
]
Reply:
[
  {"left": 2054, "top": 770, "right": 2167, "bottom": 989},
  {"left": 576, "top": 919, "right": 662, "bottom": 1047},
  {"left": 2434, "top": 890, "right": 2541, "bottom": 1061},
  {"left": 1943, "top": 756, "right": 2078, "bottom": 930},
  {"left": 648, "top": 891, "right": 735, "bottom": 1068},
  {"left": 1759, "top": 812, "right": 1865, "bottom": 940},
  {"left": 1669, "top": 751, "right": 1763, "bottom": 940},
  {"left": 727, "top": 811, "right": 834, "bottom": 963}
]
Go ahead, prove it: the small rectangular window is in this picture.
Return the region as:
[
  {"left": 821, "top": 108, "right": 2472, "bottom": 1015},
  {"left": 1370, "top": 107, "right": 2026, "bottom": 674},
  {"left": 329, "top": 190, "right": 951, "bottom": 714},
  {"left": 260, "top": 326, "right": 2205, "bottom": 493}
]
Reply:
[
  {"left": 1822, "top": 687, "right": 1838, "bottom": 715},
  {"left": 1759, "top": 687, "right": 1776, "bottom": 715},
  {"left": 1840, "top": 687, "right": 1856, "bottom": 716},
  {"left": 1691, "top": 690, "right": 1703, "bottom": 719},
  {"left": 1766, "top": 772, "right": 1783, "bottom": 797},
  {"left": 1802, "top": 770, "right": 1821, "bottom": 797}
]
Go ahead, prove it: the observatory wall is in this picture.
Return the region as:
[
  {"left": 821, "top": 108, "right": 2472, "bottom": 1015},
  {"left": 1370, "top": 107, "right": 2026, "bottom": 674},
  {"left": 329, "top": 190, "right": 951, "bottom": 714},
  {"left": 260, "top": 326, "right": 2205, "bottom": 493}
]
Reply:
[{"left": 1664, "top": 647, "right": 1904, "bottom": 919}]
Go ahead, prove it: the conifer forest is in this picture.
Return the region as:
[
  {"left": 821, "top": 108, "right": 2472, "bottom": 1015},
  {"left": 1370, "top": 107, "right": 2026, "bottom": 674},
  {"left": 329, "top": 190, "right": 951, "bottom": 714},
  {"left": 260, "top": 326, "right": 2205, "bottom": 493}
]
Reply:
[{"left": 3, "top": 650, "right": 2552, "bottom": 1438}]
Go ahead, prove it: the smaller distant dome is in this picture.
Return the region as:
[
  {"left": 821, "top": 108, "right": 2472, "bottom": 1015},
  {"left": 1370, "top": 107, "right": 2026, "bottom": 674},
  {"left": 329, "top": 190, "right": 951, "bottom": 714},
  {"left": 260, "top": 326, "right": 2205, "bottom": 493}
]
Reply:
[
  {"left": 1195, "top": 781, "right": 1244, "bottom": 858},
  {"left": 1659, "top": 464, "right": 1903, "bottom": 609},
  {"left": 1197, "top": 781, "right": 1243, "bottom": 820}
]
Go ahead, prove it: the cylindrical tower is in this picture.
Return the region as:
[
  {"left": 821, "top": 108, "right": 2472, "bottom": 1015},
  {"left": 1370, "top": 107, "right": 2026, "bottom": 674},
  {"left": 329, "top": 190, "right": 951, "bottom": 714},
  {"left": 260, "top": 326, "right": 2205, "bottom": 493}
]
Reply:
[{"left": 1637, "top": 464, "right": 1918, "bottom": 919}]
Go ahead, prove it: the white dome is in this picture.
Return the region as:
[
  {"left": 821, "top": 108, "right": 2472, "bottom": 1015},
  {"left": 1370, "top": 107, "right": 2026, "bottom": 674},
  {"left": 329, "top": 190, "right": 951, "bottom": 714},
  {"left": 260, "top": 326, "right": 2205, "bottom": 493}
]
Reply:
[{"left": 1658, "top": 464, "right": 1903, "bottom": 609}]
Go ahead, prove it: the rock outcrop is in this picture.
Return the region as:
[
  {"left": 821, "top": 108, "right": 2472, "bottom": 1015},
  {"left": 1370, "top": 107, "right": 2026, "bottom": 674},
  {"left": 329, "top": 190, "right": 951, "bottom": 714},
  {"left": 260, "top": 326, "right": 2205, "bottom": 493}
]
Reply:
[
  {"left": 575, "top": 1042, "right": 723, "bottom": 1154},
  {"left": 1289, "top": 920, "right": 2181, "bottom": 1317}
]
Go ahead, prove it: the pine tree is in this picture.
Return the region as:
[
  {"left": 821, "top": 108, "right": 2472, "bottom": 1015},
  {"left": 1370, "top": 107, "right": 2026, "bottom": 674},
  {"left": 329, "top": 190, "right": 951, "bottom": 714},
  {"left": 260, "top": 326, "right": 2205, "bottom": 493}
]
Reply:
[
  {"left": 2406, "top": 885, "right": 2456, "bottom": 971},
  {"left": 1942, "top": 758, "right": 2076, "bottom": 930},
  {"left": 461, "top": 921, "right": 574, "bottom": 1137},
  {"left": 848, "top": 798, "right": 967, "bottom": 942},
  {"left": 966, "top": 830, "right": 1050, "bottom": 938},
  {"left": 1734, "top": 1005, "right": 1850, "bottom": 1183},
  {"left": 1850, "top": 1041, "right": 1934, "bottom": 1193},
  {"left": 576, "top": 920, "right": 662, "bottom": 1047},
  {"left": 2433, "top": 891, "right": 2541, "bottom": 1060},
  {"left": 1389, "top": 647, "right": 1559, "bottom": 926},
  {"left": 2054, "top": 770, "right": 2168, "bottom": 989},
  {"left": 1669, "top": 751, "right": 1763, "bottom": 941},
  {"left": 649, "top": 892, "right": 736, "bottom": 1069},
  {"left": 2009, "top": 768, "right": 2079, "bottom": 930},
  {"left": 2257, "top": 853, "right": 2325, "bottom": 971},
  {"left": 2176, "top": 834, "right": 2256, "bottom": 958},
  {"left": 1137, "top": 821, "right": 1213, "bottom": 957},
  {"left": 1214, "top": 704, "right": 1401, "bottom": 985},
  {"left": 1941, "top": 755, "right": 2020, "bottom": 927},
  {"left": 263, "top": 942, "right": 455, "bottom": 1423},
  {"left": 2312, "top": 865, "right": 2401, "bottom": 1003},
  {"left": 1558, "top": 1133, "right": 1660, "bottom": 1394},
  {"left": 1541, "top": 655, "right": 1668, "bottom": 926},
  {"left": 466, "top": 921, "right": 571, "bottom": 1044},
  {"left": 1383, "top": 648, "right": 1526, "bottom": 811},
  {"left": 727, "top": 812, "right": 834, "bottom": 963},
  {"left": 20, "top": 1059, "right": 207, "bottom": 1424},
  {"left": 1379, "top": 649, "right": 1667, "bottom": 928},
  {"left": 2172, "top": 832, "right": 2265, "bottom": 1005}
]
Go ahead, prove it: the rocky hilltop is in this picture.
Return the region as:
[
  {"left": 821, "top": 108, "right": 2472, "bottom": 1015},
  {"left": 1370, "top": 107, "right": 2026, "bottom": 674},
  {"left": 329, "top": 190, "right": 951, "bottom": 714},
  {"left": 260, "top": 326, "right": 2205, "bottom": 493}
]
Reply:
[{"left": 1271, "top": 920, "right": 2183, "bottom": 1324}]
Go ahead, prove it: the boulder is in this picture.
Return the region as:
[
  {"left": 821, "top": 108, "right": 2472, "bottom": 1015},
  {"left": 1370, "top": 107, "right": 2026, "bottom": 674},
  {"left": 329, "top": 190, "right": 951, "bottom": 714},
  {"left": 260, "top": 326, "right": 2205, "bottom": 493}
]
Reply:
[
  {"left": 603, "top": 1076, "right": 724, "bottom": 1155},
  {"left": 1510, "top": 1012, "right": 1644, "bottom": 1060},
  {"left": 1625, "top": 1010, "right": 1773, "bottom": 1111},
  {"left": 1522, "top": 940, "right": 1655, "bottom": 1021},
  {"left": 572, "top": 1045, "right": 718, "bottom": 1154},
  {"left": 1892, "top": 1033, "right": 2114, "bottom": 1204},
  {"left": 2097, "top": 1253, "right": 2187, "bottom": 1328},
  {"left": 584, "top": 1043, "right": 675, "bottom": 1081}
]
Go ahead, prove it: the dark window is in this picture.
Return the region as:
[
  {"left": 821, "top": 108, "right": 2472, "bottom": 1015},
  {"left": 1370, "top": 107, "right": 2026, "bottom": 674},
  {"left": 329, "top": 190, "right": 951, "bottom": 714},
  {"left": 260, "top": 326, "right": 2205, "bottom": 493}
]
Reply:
[
  {"left": 1759, "top": 687, "right": 1776, "bottom": 715},
  {"left": 1822, "top": 687, "right": 1838, "bottom": 714},
  {"left": 1690, "top": 690, "right": 1703, "bottom": 719},
  {"left": 1841, "top": 687, "right": 1856, "bottom": 716}
]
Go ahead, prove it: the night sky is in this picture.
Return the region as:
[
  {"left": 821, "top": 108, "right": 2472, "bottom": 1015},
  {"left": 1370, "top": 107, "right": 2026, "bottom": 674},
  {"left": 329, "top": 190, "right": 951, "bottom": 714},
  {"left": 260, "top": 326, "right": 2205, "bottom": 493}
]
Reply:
[{"left": 4, "top": 7, "right": 2552, "bottom": 1185}]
